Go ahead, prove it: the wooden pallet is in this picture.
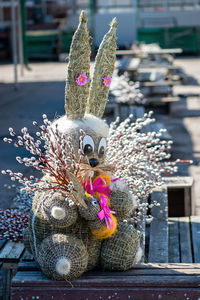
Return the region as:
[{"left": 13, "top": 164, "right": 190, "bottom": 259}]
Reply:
[{"left": 168, "top": 216, "right": 200, "bottom": 263}]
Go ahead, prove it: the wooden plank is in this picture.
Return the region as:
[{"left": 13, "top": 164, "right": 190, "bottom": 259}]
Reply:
[
  {"left": 0, "top": 241, "right": 6, "bottom": 251},
  {"left": 21, "top": 249, "right": 34, "bottom": 262},
  {"left": 11, "top": 262, "right": 200, "bottom": 299},
  {"left": 0, "top": 242, "right": 25, "bottom": 262},
  {"left": 190, "top": 216, "right": 200, "bottom": 263},
  {"left": 137, "top": 198, "right": 148, "bottom": 263},
  {"left": 16, "top": 261, "right": 200, "bottom": 275},
  {"left": 164, "top": 176, "right": 193, "bottom": 189},
  {"left": 17, "top": 261, "right": 39, "bottom": 271},
  {"left": 138, "top": 65, "right": 182, "bottom": 71},
  {"left": 145, "top": 96, "right": 180, "bottom": 104},
  {"left": 148, "top": 186, "right": 168, "bottom": 263},
  {"left": 18, "top": 261, "right": 200, "bottom": 271},
  {"left": 184, "top": 187, "right": 191, "bottom": 216},
  {"left": 168, "top": 218, "right": 180, "bottom": 263},
  {"left": 2, "top": 268, "right": 12, "bottom": 300},
  {"left": 116, "top": 49, "right": 182, "bottom": 56},
  {"left": 179, "top": 217, "right": 193, "bottom": 263},
  {"left": 12, "top": 271, "right": 200, "bottom": 287},
  {"left": 11, "top": 287, "right": 200, "bottom": 300},
  {"left": 141, "top": 81, "right": 177, "bottom": 87}
]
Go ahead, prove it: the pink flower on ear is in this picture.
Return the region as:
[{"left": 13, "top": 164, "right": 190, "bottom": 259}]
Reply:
[
  {"left": 76, "top": 73, "right": 87, "bottom": 86},
  {"left": 102, "top": 76, "right": 111, "bottom": 87}
]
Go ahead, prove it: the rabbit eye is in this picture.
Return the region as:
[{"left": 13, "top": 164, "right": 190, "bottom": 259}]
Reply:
[
  {"left": 98, "top": 138, "right": 106, "bottom": 158},
  {"left": 82, "top": 135, "right": 94, "bottom": 155},
  {"left": 92, "top": 200, "right": 98, "bottom": 206}
]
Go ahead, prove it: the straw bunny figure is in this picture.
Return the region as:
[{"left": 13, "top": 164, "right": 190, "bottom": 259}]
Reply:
[{"left": 24, "top": 11, "right": 142, "bottom": 281}]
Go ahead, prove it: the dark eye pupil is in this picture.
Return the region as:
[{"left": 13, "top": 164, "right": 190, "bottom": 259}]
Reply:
[
  {"left": 84, "top": 144, "right": 93, "bottom": 155},
  {"left": 99, "top": 146, "right": 105, "bottom": 157}
]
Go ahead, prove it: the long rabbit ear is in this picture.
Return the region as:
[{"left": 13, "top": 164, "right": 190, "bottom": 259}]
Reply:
[
  {"left": 65, "top": 11, "right": 91, "bottom": 119},
  {"left": 85, "top": 18, "right": 117, "bottom": 118}
]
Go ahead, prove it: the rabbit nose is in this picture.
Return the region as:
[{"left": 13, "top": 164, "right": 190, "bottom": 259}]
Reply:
[{"left": 89, "top": 158, "right": 99, "bottom": 167}]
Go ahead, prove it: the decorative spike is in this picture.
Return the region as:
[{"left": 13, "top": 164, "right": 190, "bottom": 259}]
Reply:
[
  {"left": 86, "top": 18, "right": 117, "bottom": 118},
  {"left": 110, "top": 17, "right": 117, "bottom": 28},
  {"left": 65, "top": 11, "right": 91, "bottom": 119},
  {"left": 79, "top": 10, "right": 87, "bottom": 23}
]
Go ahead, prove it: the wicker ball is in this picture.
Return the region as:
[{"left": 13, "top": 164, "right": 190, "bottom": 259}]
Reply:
[
  {"left": 37, "top": 233, "right": 88, "bottom": 280},
  {"left": 100, "top": 221, "right": 140, "bottom": 271},
  {"left": 82, "top": 231, "right": 101, "bottom": 271},
  {"left": 69, "top": 217, "right": 102, "bottom": 270},
  {"left": 110, "top": 189, "right": 133, "bottom": 220},
  {"left": 42, "top": 194, "right": 78, "bottom": 227},
  {"left": 28, "top": 211, "right": 54, "bottom": 244}
]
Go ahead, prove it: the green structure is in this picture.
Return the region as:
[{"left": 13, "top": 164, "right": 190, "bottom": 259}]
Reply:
[{"left": 138, "top": 27, "right": 200, "bottom": 54}]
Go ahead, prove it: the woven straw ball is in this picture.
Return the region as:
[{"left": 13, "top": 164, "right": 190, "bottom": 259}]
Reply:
[{"left": 37, "top": 233, "right": 88, "bottom": 280}]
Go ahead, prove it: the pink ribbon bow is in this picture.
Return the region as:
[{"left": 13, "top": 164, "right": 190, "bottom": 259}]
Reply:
[
  {"left": 98, "top": 195, "right": 115, "bottom": 229},
  {"left": 83, "top": 177, "right": 111, "bottom": 197}
]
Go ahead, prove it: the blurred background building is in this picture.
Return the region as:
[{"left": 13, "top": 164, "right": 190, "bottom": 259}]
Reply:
[{"left": 0, "top": 0, "right": 200, "bottom": 62}]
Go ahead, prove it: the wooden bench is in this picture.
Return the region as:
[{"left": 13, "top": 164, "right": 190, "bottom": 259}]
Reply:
[
  {"left": 118, "top": 58, "right": 181, "bottom": 73},
  {"left": 141, "top": 81, "right": 180, "bottom": 98},
  {"left": 0, "top": 241, "right": 25, "bottom": 300},
  {"left": 116, "top": 49, "right": 183, "bottom": 57},
  {"left": 140, "top": 81, "right": 180, "bottom": 87},
  {"left": 9, "top": 184, "right": 200, "bottom": 299},
  {"left": 0, "top": 176, "right": 196, "bottom": 299},
  {"left": 118, "top": 58, "right": 184, "bottom": 84}
]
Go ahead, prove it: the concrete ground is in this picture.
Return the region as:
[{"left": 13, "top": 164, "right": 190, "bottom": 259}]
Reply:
[{"left": 0, "top": 58, "right": 200, "bottom": 214}]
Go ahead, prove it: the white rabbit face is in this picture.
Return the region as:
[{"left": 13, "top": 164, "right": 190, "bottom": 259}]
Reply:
[
  {"left": 68, "top": 126, "right": 107, "bottom": 167},
  {"left": 52, "top": 114, "right": 109, "bottom": 167},
  {"left": 80, "top": 130, "right": 107, "bottom": 167}
]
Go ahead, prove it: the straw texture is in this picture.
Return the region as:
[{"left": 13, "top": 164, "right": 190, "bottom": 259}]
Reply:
[
  {"left": 101, "top": 221, "right": 140, "bottom": 271},
  {"left": 37, "top": 233, "right": 88, "bottom": 280},
  {"left": 110, "top": 188, "right": 134, "bottom": 220},
  {"left": 86, "top": 18, "right": 117, "bottom": 118},
  {"left": 65, "top": 11, "right": 91, "bottom": 119}
]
